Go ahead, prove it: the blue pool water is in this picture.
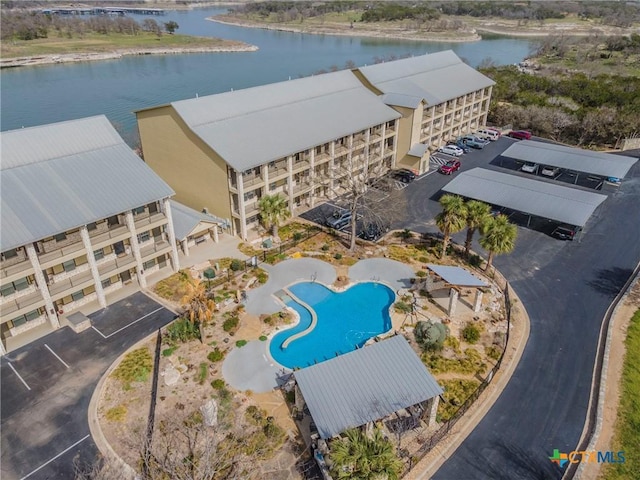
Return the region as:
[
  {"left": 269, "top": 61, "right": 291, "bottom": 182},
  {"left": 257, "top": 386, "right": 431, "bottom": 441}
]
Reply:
[{"left": 269, "top": 282, "right": 394, "bottom": 369}]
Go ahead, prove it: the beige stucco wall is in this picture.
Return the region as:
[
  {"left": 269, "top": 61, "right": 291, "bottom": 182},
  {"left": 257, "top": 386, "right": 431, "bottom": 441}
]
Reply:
[
  {"left": 394, "top": 105, "right": 421, "bottom": 162},
  {"left": 137, "top": 107, "right": 232, "bottom": 224}
]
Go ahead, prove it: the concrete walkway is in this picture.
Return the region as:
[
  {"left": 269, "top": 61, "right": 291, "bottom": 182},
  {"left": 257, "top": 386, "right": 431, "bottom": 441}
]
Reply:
[
  {"left": 348, "top": 258, "right": 416, "bottom": 292},
  {"left": 222, "top": 340, "right": 287, "bottom": 393},
  {"left": 245, "top": 258, "right": 336, "bottom": 315}
]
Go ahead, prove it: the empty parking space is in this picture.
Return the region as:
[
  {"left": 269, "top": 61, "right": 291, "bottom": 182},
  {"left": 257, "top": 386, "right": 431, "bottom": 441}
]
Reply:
[{"left": 2, "top": 343, "right": 71, "bottom": 395}]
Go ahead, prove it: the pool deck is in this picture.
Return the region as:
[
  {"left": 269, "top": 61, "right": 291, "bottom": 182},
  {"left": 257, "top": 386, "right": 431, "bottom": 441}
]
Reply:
[{"left": 223, "top": 257, "right": 416, "bottom": 393}]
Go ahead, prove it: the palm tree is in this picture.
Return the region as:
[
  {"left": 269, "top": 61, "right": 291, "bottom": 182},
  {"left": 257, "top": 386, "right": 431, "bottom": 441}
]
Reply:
[
  {"left": 435, "top": 194, "right": 467, "bottom": 258},
  {"left": 464, "top": 200, "right": 491, "bottom": 257},
  {"left": 181, "top": 279, "right": 216, "bottom": 342},
  {"left": 479, "top": 214, "right": 518, "bottom": 271},
  {"left": 329, "top": 428, "right": 403, "bottom": 480},
  {"left": 258, "top": 194, "right": 291, "bottom": 238}
]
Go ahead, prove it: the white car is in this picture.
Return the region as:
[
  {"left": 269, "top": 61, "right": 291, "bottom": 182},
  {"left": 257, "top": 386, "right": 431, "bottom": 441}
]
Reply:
[
  {"left": 541, "top": 166, "right": 560, "bottom": 177},
  {"left": 437, "top": 145, "right": 464, "bottom": 156},
  {"left": 521, "top": 163, "right": 538, "bottom": 174}
]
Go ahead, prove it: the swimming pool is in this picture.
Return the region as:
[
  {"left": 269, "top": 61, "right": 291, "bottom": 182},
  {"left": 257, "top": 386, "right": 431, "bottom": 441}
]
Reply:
[{"left": 269, "top": 282, "right": 395, "bottom": 369}]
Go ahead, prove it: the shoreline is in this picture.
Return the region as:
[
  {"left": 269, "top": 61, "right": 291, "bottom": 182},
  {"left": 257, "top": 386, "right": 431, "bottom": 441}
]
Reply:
[
  {"left": 0, "top": 43, "right": 258, "bottom": 69},
  {"left": 208, "top": 16, "right": 482, "bottom": 43}
]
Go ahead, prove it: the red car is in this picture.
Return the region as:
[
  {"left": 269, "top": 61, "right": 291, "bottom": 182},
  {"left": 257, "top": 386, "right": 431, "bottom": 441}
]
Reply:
[
  {"left": 439, "top": 159, "right": 461, "bottom": 175},
  {"left": 508, "top": 130, "right": 532, "bottom": 140}
]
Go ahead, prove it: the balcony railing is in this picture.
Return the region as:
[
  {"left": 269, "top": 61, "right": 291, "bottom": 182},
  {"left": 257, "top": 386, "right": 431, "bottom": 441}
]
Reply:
[
  {"left": 134, "top": 212, "right": 167, "bottom": 232},
  {"left": 291, "top": 159, "right": 311, "bottom": 172},
  {"left": 289, "top": 181, "right": 312, "bottom": 195},
  {"left": 243, "top": 175, "right": 264, "bottom": 188},
  {"left": 90, "top": 224, "right": 130, "bottom": 249},
  {"left": 48, "top": 269, "right": 94, "bottom": 300},
  {"left": 268, "top": 161, "right": 288, "bottom": 176},
  {"left": 98, "top": 254, "right": 136, "bottom": 279},
  {"left": 38, "top": 241, "right": 85, "bottom": 268},
  {"left": 0, "top": 289, "right": 45, "bottom": 320},
  {"left": 314, "top": 152, "right": 331, "bottom": 164},
  {"left": 1, "top": 258, "right": 33, "bottom": 281},
  {"left": 244, "top": 202, "right": 260, "bottom": 216},
  {"left": 140, "top": 239, "right": 172, "bottom": 261}
]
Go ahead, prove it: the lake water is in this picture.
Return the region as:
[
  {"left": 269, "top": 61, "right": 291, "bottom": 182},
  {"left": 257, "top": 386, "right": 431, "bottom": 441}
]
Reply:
[{"left": 0, "top": 7, "right": 536, "bottom": 144}]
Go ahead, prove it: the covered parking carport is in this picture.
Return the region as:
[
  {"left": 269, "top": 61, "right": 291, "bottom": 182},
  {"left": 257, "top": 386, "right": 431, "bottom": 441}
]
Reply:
[
  {"left": 441, "top": 168, "right": 607, "bottom": 237},
  {"left": 498, "top": 140, "right": 637, "bottom": 189}
]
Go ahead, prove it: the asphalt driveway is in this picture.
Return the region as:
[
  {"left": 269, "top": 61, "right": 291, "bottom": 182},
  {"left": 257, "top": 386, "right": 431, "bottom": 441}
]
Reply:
[{"left": 1, "top": 292, "right": 175, "bottom": 480}]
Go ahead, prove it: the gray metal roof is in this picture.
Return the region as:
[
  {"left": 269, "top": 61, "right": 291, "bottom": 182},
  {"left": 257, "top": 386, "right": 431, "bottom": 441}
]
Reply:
[
  {"left": 357, "top": 50, "right": 495, "bottom": 106},
  {"left": 1, "top": 116, "right": 174, "bottom": 252},
  {"left": 408, "top": 143, "right": 429, "bottom": 158},
  {"left": 426, "top": 265, "right": 487, "bottom": 287},
  {"left": 502, "top": 140, "right": 637, "bottom": 179},
  {"left": 169, "top": 70, "right": 401, "bottom": 172},
  {"left": 442, "top": 168, "right": 607, "bottom": 227},
  {"left": 294, "top": 335, "right": 443, "bottom": 439},
  {"left": 381, "top": 92, "right": 424, "bottom": 109},
  {"left": 170, "top": 200, "right": 222, "bottom": 241}
]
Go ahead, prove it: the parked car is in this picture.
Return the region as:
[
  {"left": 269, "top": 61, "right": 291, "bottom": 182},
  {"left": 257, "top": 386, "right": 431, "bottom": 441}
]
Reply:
[
  {"left": 541, "top": 166, "right": 561, "bottom": 177},
  {"left": 358, "top": 222, "right": 389, "bottom": 241},
  {"left": 437, "top": 144, "right": 464, "bottom": 156},
  {"left": 508, "top": 130, "right": 532, "bottom": 140},
  {"left": 390, "top": 169, "right": 416, "bottom": 183},
  {"left": 485, "top": 127, "right": 502, "bottom": 137},
  {"left": 476, "top": 129, "right": 500, "bottom": 141},
  {"left": 438, "top": 159, "right": 461, "bottom": 175},
  {"left": 325, "top": 209, "right": 352, "bottom": 229},
  {"left": 521, "top": 162, "right": 538, "bottom": 174},
  {"left": 455, "top": 141, "right": 472, "bottom": 153},
  {"left": 460, "top": 135, "right": 488, "bottom": 149},
  {"left": 551, "top": 224, "right": 580, "bottom": 241}
]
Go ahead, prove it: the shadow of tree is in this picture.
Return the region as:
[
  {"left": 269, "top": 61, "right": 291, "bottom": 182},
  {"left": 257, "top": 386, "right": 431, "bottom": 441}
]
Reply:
[{"left": 587, "top": 267, "right": 633, "bottom": 297}]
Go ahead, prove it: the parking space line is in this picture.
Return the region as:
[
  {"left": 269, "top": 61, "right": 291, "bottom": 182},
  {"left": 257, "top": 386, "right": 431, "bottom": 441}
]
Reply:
[
  {"left": 92, "top": 306, "right": 165, "bottom": 339},
  {"left": 20, "top": 434, "right": 90, "bottom": 480},
  {"left": 44, "top": 344, "right": 70, "bottom": 369},
  {"left": 6, "top": 361, "right": 31, "bottom": 391}
]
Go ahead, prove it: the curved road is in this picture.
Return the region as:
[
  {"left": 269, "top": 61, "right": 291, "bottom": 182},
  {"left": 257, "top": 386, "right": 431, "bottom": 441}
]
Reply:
[{"left": 431, "top": 161, "right": 640, "bottom": 478}]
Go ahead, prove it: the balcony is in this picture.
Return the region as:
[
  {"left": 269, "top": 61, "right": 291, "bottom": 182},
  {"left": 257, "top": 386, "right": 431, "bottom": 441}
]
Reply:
[
  {"left": 268, "top": 161, "right": 288, "bottom": 177},
  {"left": 90, "top": 224, "right": 130, "bottom": 250},
  {"left": 314, "top": 152, "right": 331, "bottom": 164},
  {"left": 98, "top": 254, "right": 137, "bottom": 280},
  {"left": 49, "top": 269, "right": 94, "bottom": 301},
  {"left": 244, "top": 202, "right": 260, "bottom": 216},
  {"left": 140, "top": 239, "right": 172, "bottom": 261},
  {"left": 134, "top": 212, "right": 167, "bottom": 232},
  {"left": 289, "top": 181, "right": 312, "bottom": 195},
  {"left": 334, "top": 144, "right": 349, "bottom": 156},
  {"left": 242, "top": 174, "right": 264, "bottom": 188},
  {"left": 1, "top": 258, "right": 34, "bottom": 284},
  {"left": 0, "top": 290, "right": 46, "bottom": 322},
  {"left": 38, "top": 241, "right": 86, "bottom": 269},
  {"left": 291, "top": 159, "right": 311, "bottom": 173}
]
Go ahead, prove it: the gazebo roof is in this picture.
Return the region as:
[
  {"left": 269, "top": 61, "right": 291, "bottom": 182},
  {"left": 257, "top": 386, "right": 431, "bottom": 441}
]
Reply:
[{"left": 426, "top": 264, "right": 488, "bottom": 288}]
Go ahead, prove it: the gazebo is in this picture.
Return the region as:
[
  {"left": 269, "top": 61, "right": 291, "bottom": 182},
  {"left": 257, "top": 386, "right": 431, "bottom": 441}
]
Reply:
[{"left": 421, "top": 264, "right": 488, "bottom": 316}]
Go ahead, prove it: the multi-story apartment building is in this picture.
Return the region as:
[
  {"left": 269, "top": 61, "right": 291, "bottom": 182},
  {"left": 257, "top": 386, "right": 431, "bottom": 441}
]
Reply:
[
  {"left": 136, "top": 70, "right": 402, "bottom": 240},
  {"left": 0, "top": 116, "right": 180, "bottom": 353},
  {"left": 354, "top": 50, "right": 495, "bottom": 174},
  {"left": 137, "top": 51, "right": 494, "bottom": 240}
]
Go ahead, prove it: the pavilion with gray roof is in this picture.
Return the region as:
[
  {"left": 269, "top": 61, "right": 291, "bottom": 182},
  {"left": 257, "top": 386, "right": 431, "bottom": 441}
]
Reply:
[
  {"left": 170, "top": 200, "right": 227, "bottom": 256},
  {"left": 293, "top": 335, "right": 443, "bottom": 440},
  {"left": 500, "top": 140, "right": 637, "bottom": 185},
  {"left": 421, "top": 265, "right": 489, "bottom": 316},
  {"left": 442, "top": 168, "right": 607, "bottom": 228}
]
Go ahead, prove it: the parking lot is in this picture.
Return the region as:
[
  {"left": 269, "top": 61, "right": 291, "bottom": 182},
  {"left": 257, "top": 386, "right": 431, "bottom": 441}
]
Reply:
[{"left": 1, "top": 292, "right": 175, "bottom": 480}]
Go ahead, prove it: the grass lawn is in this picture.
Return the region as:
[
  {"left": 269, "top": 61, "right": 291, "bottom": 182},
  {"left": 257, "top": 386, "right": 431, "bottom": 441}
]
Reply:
[
  {"left": 601, "top": 309, "right": 640, "bottom": 480},
  {"left": 1, "top": 32, "right": 240, "bottom": 58}
]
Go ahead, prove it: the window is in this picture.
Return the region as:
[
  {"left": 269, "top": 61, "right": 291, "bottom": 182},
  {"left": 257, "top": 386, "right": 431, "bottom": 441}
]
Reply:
[
  {"left": 148, "top": 202, "right": 159, "bottom": 214},
  {"left": 101, "top": 278, "right": 112, "bottom": 289},
  {"left": 143, "top": 259, "right": 156, "bottom": 270},
  {"left": 107, "top": 215, "right": 119, "bottom": 226},
  {"left": 133, "top": 206, "right": 145, "bottom": 215},
  {"left": 71, "top": 290, "right": 84, "bottom": 302},
  {"left": 54, "top": 233, "right": 67, "bottom": 242},
  {"left": 87, "top": 222, "right": 97, "bottom": 231},
  {"left": 2, "top": 248, "right": 18, "bottom": 260},
  {"left": 62, "top": 260, "right": 76, "bottom": 272},
  {"left": 137, "top": 231, "right": 150, "bottom": 243},
  {"left": 93, "top": 249, "right": 104, "bottom": 260},
  {"left": 11, "top": 309, "right": 41, "bottom": 327}
]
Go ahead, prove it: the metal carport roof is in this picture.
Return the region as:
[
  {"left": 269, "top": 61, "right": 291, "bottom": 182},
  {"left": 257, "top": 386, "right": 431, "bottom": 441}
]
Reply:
[
  {"left": 294, "top": 335, "right": 442, "bottom": 439},
  {"left": 441, "top": 168, "right": 607, "bottom": 227},
  {"left": 501, "top": 140, "right": 637, "bottom": 179},
  {"left": 426, "top": 265, "right": 487, "bottom": 288}
]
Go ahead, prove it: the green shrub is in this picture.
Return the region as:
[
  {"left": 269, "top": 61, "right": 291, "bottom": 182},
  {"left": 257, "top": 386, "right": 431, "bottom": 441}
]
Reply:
[
  {"left": 105, "top": 405, "right": 128, "bottom": 422},
  {"left": 207, "top": 348, "right": 224, "bottom": 362},
  {"left": 468, "top": 254, "right": 483, "bottom": 268},
  {"left": 334, "top": 253, "right": 342, "bottom": 260},
  {"left": 414, "top": 321, "right": 449, "bottom": 352},
  {"left": 196, "top": 362, "right": 208, "bottom": 385},
  {"left": 444, "top": 336, "right": 460, "bottom": 352},
  {"left": 222, "top": 316, "right": 239, "bottom": 333},
  {"left": 485, "top": 345, "right": 502, "bottom": 361},
  {"left": 438, "top": 378, "right": 481, "bottom": 421},
  {"left": 256, "top": 269, "right": 269, "bottom": 284},
  {"left": 259, "top": 335, "right": 268, "bottom": 341},
  {"left": 230, "top": 259, "right": 244, "bottom": 271},
  {"left": 321, "top": 244, "right": 330, "bottom": 252},
  {"left": 415, "top": 270, "right": 427, "bottom": 278},
  {"left": 462, "top": 322, "right": 482, "bottom": 344},
  {"left": 112, "top": 348, "right": 153, "bottom": 389},
  {"left": 211, "top": 379, "right": 226, "bottom": 390},
  {"left": 162, "top": 346, "right": 177, "bottom": 357},
  {"left": 166, "top": 318, "right": 200, "bottom": 343},
  {"left": 245, "top": 405, "right": 263, "bottom": 425},
  {"left": 394, "top": 301, "right": 412, "bottom": 314},
  {"left": 425, "top": 348, "right": 487, "bottom": 375},
  {"left": 292, "top": 232, "right": 304, "bottom": 241},
  {"left": 236, "top": 339, "right": 247, "bottom": 347}
]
